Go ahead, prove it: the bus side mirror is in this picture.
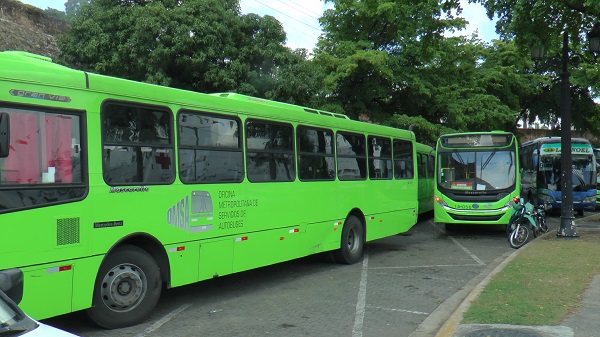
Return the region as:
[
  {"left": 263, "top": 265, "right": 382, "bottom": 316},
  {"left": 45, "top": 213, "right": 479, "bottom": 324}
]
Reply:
[
  {"left": 0, "top": 112, "right": 9, "bottom": 158},
  {"left": 0, "top": 269, "right": 24, "bottom": 304}
]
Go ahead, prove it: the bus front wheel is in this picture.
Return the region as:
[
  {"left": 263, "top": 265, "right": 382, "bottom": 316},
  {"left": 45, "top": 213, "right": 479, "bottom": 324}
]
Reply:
[
  {"left": 88, "top": 245, "right": 162, "bottom": 329},
  {"left": 332, "top": 215, "right": 364, "bottom": 265}
]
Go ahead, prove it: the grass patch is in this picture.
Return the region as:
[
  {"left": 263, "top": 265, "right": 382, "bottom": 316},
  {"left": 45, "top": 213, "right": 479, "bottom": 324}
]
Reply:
[{"left": 462, "top": 231, "right": 600, "bottom": 325}]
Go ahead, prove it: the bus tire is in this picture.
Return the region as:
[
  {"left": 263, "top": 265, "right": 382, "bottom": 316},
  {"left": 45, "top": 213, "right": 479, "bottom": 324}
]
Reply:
[
  {"left": 444, "top": 223, "right": 455, "bottom": 232},
  {"left": 87, "top": 245, "right": 162, "bottom": 329},
  {"left": 332, "top": 215, "right": 364, "bottom": 265}
]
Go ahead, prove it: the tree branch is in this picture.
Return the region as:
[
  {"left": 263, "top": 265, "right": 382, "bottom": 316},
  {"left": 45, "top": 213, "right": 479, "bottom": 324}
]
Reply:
[{"left": 559, "top": 0, "right": 598, "bottom": 16}]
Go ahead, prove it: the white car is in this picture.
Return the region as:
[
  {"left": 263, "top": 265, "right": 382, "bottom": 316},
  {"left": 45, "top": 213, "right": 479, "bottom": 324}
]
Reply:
[{"left": 0, "top": 270, "right": 79, "bottom": 337}]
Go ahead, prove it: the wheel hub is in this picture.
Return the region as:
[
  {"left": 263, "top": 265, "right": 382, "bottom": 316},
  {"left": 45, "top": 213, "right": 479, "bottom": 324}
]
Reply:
[{"left": 101, "top": 264, "right": 147, "bottom": 311}]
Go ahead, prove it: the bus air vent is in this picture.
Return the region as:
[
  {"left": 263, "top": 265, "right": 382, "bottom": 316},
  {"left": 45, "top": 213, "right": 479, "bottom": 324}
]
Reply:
[
  {"left": 304, "top": 108, "right": 319, "bottom": 114},
  {"left": 57, "top": 217, "right": 81, "bottom": 246}
]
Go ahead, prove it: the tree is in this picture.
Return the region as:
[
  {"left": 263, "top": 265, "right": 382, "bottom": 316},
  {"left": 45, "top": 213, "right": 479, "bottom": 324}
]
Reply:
[
  {"left": 43, "top": 7, "right": 67, "bottom": 20},
  {"left": 314, "top": 0, "right": 468, "bottom": 122},
  {"left": 65, "top": 0, "right": 90, "bottom": 21},
  {"left": 313, "top": 0, "right": 542, "bottom": 142},
  {"left": 475, "top": 0, "right": 600, "bottom": 135},
  {"left": 58, "top": 0, "right": 308, "bottom": 96}
]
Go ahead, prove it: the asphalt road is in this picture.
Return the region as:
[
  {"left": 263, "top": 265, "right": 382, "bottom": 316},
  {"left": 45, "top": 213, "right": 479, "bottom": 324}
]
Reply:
[{"left": 43, "top": 211, "right": 572, "bottom": 337}]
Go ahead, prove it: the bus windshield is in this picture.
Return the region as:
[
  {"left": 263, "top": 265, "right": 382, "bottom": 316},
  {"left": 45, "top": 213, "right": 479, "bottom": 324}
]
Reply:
[
  {"left": 538, "top": 153, "right": 596, "bottom": 191},
  {"left": 438, "top": 149, "right": 516, "bottom": 191}
]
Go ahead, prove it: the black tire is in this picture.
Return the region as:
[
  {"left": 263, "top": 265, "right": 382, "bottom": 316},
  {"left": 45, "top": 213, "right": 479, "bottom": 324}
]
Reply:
[
  {"left": 508, "top": 225, "right": 530, "bottom": 249},
  {"left": 87, "top": 245, "right": 162, "bottom": 329},
  {"left": 332, "top": 215, "right": 364, "bottom": 265},
  {"left": 577, "top": 209, "right": 584, "bottom": 216},
  {"left": 444, "top": 223, "right": 456, "bottom": 232},
  {"left": 538, "top": 216, "right": 549, "bottom": 233}
]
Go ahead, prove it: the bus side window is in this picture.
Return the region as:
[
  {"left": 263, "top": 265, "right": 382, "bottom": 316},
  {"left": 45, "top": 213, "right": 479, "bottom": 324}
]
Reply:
[
  {"left": 368, "top": 136, "right": 392, "bottom": 180},
  {"left": 297, "top": 126, "right": 335, "bottom": 181},
  {"left": 393, "top": 139, "right": 413, "bottom": 179},
  {"left": 246, "top": 120, "right": 295, "bottom": 182},
  {"left": 178, "top": 112, "right": 243, "bottom": 183},
  {"left": 102, "top": 102, "right": 174, "bottom": 185},
  {"left": 0, "top": 112, "right": 8, "bottom": 158},
  {"left": 336, "top": 132, "right": 367, "bottom": 180}
]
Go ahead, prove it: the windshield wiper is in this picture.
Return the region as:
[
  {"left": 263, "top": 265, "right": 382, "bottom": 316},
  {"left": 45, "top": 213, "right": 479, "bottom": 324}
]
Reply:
[
  {"left": 481, "top": 148, "right": 497, "bottom": 171},
  {"left": 453, "top": 150, "right": 467, "bottom": 170}
]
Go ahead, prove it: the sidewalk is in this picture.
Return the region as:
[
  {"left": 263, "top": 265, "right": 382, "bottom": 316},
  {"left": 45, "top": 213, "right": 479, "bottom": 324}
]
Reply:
[{"left": 435, "top": 218, "right": 600, "bottom": 337}]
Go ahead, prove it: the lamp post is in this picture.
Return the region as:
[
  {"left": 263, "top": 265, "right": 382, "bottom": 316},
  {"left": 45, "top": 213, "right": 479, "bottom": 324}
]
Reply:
[{"left": 531, "top": 24, "right": 600, "bottom": 238}]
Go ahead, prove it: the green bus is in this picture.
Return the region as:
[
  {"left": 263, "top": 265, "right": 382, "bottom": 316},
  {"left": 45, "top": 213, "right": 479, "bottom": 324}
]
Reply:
[
  {"left": 416, "top": 142, "right": 434, "bottom": 215},
  {"left": 0, "top": 51, "right": 419, "bottom": 328},
  {"left": 433, "top": 131, "right": 520, "bottom": 229}
]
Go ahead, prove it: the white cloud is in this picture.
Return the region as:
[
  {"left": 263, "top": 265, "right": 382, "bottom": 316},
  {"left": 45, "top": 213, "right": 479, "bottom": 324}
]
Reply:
[{"left": 458, "top": 0, "right": 498, "bottom": 41}]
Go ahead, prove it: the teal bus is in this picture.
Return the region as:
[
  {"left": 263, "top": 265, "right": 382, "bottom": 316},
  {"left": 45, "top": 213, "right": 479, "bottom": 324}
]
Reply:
[
  {"left": 433, "top": 131, "right": 520, "bottom": 229},
  {"left": 520, "top": 137, "right": 596, "bottom": 215},
  {"left": 0, "top": 51, "right": 419, "bottom": 328},
  {"left": 416, "top": 142, "right": 434, "bottom": 215}
]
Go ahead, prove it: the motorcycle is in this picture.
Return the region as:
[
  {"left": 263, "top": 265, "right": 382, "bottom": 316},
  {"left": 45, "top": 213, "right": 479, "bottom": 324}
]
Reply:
[{"left": 506, "top": 197, "right": 550, "bottom": 249}]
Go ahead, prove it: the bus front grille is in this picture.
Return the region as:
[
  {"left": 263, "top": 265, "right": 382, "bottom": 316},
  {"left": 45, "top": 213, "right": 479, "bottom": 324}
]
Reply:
[{"left": 448, "top": 214, "right": 504, "bottom": 222}]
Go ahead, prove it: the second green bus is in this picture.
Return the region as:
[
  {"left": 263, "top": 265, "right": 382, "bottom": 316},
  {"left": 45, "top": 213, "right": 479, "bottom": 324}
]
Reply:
[{"left": 434, "top": 131, "right": 520, "bottom": 229}]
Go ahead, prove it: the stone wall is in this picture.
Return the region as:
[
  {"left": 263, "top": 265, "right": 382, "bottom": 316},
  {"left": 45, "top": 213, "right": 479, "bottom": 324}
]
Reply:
[{"left": 0, "top": 0, "right": 68, "bottom": 60}]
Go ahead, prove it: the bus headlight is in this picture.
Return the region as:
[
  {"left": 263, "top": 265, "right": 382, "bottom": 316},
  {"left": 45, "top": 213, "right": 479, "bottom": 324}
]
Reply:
[
  {"left": 507, "top": 196, "right": 520, "bottom": 207},
  {"left": 584, "top": 196, "right": 596, "bottom": 203},
  {"left": 434, "top": 195, "right": 447, "bottom": 207},
  {"left": 539, "top": 194, "right": 554, "bottom": 203}
]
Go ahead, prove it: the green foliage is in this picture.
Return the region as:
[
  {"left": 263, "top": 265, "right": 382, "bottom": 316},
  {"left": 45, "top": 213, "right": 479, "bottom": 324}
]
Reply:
[
  {"left": 58, "top": 0, "right": 313, "bottom": 98},
  {"left": 384, "top": 114, "right": 454, "bottom": 146},
  {"left": 315, "top": 1, "right": 541, "bottom": 137},
  {"left": 43, "top": 7, "right": 67, "bottom": 20},
  {"left": 65, "top": 0, "right": 90, "bottom": 21},
  {"left": 475, "top": 0, "right": 600, "bottom": 136}
]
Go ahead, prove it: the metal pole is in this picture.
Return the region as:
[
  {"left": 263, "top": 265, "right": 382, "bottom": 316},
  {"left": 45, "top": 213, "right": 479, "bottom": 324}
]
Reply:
[{"left": 557, "top": 31, "right": 579, "bottom": 237}]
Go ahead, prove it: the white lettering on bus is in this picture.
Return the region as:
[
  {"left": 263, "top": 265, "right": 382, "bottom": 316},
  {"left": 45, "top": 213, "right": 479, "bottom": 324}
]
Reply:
[{"left": 219, "top": 190, "right": 236, "bottom": 198}]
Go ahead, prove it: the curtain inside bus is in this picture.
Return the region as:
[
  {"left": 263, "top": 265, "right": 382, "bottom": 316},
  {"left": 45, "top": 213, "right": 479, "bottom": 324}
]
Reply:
[{"left": 1, "top": 110, "right": 72, "bottom": 184}]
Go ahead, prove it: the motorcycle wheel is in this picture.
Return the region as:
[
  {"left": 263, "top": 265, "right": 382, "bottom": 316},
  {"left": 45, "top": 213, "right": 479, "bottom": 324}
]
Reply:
[
  {"left": 508, "top": 225, "right": 530, "bottom": 249},
  {"left": 538, "top": 216, "right": 549, "bottom": 233}
]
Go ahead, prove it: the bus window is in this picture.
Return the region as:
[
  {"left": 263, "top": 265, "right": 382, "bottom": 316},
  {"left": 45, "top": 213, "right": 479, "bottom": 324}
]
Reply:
[
  {"left": 102, "top": 102, "right": 174, "bottom": 185},
  {"left": 245, "top": 119, "right": 295, "bottom": 182},
  {"left": 1, "top": 108, "right": 82, "bottom": 185},
  {"left": 0, "top": 107, "right": 85, "bottom": 212},
  {"left": 393, "top": 139, "right": 413, "bottom": 179},
  {"left": 178, "top": 112, "right": 243, "bottom": 183},
  {"left": 297, "top": 126, "right": 335, "bottom": 181},
  {"left": 337, "top": 132, "right": 367, "bottom": 180},
  {"left": 368, "top": 136, "right": 392, "bottom": 179}
]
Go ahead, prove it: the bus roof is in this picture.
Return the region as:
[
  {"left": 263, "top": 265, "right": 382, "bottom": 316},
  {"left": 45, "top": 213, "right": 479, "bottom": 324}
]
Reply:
[
  {"left": 440, "top": 131, "right": 513, "bottom": 137},
  {"left": 520, "top": 137, "right": 591, "bottom": 147},
  {"left": 0, "top": 51, "right": 414, "bottom": 140}
]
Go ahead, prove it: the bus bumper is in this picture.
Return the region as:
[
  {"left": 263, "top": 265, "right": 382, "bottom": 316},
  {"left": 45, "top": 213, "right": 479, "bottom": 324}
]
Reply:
[
  {"left": 547, "top": 199, "right": 596, "bottom": 211},
  {"left": 433, "top": 202, "right": 513, "bottom": 225}
]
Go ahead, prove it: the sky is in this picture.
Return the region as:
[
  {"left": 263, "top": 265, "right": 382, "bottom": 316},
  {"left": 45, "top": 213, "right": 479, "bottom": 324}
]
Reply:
[{"left": 22, "top": 0, "right": 498, "bottom": 51}]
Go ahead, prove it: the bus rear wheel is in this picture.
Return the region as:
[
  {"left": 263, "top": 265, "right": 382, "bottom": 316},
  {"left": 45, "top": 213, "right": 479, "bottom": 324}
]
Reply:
[
  {"left": 88, "top": 245, "right": 162, "bottom": 329},
  {"left": 332, "top": 215, "right": 364, "bottom": 265}
]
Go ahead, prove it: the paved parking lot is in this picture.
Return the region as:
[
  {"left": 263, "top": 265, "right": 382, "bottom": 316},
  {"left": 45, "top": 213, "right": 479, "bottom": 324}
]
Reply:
[{"left": 44, "top": 212, "right": 570, "bottom": 337}]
